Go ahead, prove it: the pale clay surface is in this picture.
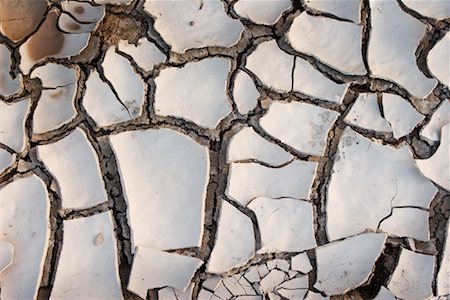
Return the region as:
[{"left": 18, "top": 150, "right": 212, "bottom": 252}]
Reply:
[
  {"left": 420, "top": 99, "right": 450, "bottom": 142},
  {"left": 428, "top": 31, "right": 450, "bottom": 88},
  {"left": 0, "top": 98, "right": 29, "bottom": 152},
  {"left": 314, "top": 233, "right": 387, "bottom": 296},
  {"left": 327, "top": 127, "right": 438, "bottom": 241},
  {"left": 226, "top": 160, "right": 317, "bottom": 206},
  {"left": 227, "top": 126, "right": 293, "bottom": 166},
  {"left": 50, "top": 212, "right": 123, "bottom": 300},
  {"left": 293, "top": 57, "right": 348, "bottom": 103},
  {"left": 208, "top": 201, "right": 255, "bottom": 274},
  {"left": 103, "top": 46, "right": 146, "bottom": 119},
  {"left": 304, "top": 0, "right": 361, "bottom": 23},
  {"left": 368, "top": 0, "right": 438, "bottom": 98},
  {"left": 109, "top": 129, "right": 209, "bottom": 251},
  {"left": 0, "top": 175, "right": 50, "bottom": 300},
  {"left": 31, "top": 64, "right": 78, "bottom": 134},
  {"left": 288, "top": 12, "right": 366, "bottom": 75},
  {"left": 0, "top": 0, "right": 448, "bottom": 299},
  {"left": 249, "top": 197, "right": 317, "bottom": 253},
  {"left": 82, "top": 69, "right": 132, "bottom": 127},
  {"left": 233, "top": 0, "right": 292, "bottom": 25},
  {"left": 416, "top": 123, "right": 450, "bottom": 190},
  {"left": 260, "top": 101, "right": 339, "bottom": 156},
  {"left": 344, "top": 93, "right": 393, "bottom": 133},
  {"left": 144, "top": 0, "right": 244, "bottom": 53},
  {"left": 0, "top": 149, "right": 15, "bottom": 174},
  {"left": 154, "top": 57, "right": 232, "bottom": 129},
  {"left": 246, "top": 40, "right": 294, "bottom": 92},
  {"left": 128, "top": 247, "right": 203, "bottom": 298},
  {"left": 232, "top": 70, "right": 260, "bottom": 115},
  {"left": 0, "top": 44, "right": 22, "bottom": 97},
  {"left": 37, "top": 128, "right": 108, "bottom": 209},
  {"left": 387, "top": 248, "right": 435, "bottom": 300}
]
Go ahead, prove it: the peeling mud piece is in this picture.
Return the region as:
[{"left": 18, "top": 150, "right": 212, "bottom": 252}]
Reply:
[
  {"left": 233, "top": 0, "right": 292, "bottom": 25},
  {"left": 227, "top": 126, "right": 293, "bottom": 166},
  {"left": 103, "top": 46, "right": 145, "bottom": 119},
  {"left": 58, "top": 13, "right": 97, "bottom": 34},
  {"left": 0, "top": 44, "right": 22, "bottom": 97},
  {"left": 19, "top": 10, "right": 91, "bottom": 75},
  {"left": 275, "top": 276, "right": 309, "bottom": 299},
  {"left": 61, "top": 0, "right": 106, "bottom": 23},
  {"left": 0, "top": 175, "right": 50, "bottom": 300},
  {"left": 344, "top": 93, "right": 392, "bottom": 133},
  {"left": 118, "top": 38, "right": 166, "bottom": 72},
  {"left": 314, "top": 233, "right": 387, "bottom": 296},
  {"left": 128, "top": 247, "right": 203, "bottom": 298},
  {"left": 0, "top": 0, "right": 47, "bottom": 42},
  {"left": 402, "top": 0, "right": 450, "bottom": 20},
  {"left": 109, "top": 129, "right": 209, "bottom": 250},
  {"left": 0, "top": 98, "right": 29, "bottom": 152},
  {"left": 0, "top": 149, "right": 15, "bottom": 174},
  {"left": 208, "top": 201, "right": 255, "bottom": 274},
  {"left": 83, "top": 70, "right": 131, "bottom": 127},
  {"left": 260, "top": 101, "right": 339, "bottom": 156},
  {"left": 246, "top": 40, "right": 293, "bottom": 92},
  {"left": 227, "top": 160, "right": 317, "bottom": 206},
  {"left": 287, "top": 13, "right": 366, "bottom": 75},
  {"left": 158, "top": 284, "right": 194, "bottom": 300},
  {"left": 304, "top": 0, "right": 361, "bottom": 23},
  {"left": 233, "top": 70, "right": 260, "bottom": 115},
  {"left": 222, "top": 275, "right": 257, "bottom": 296},
  {"left": 373, "top": 286, "right": 395, "bottom": 300},
  {"left": 154, "top": 57, "right": 232, "bottom": 129},
  {"left": 420, "top": 100, "right": 450, "bottom": 142},
  {"left": 37, "top": 128, "right": 108, "bottom": 209},
  {"left": 437, "top": 219, "right": 450, "bottom": 296},
  {"left": 260, "top": 269, "right": 287, "bottom": 294},
  {"left": 144, "top": 0, "right": 244, "bottom": 53},
  {"left": 291, "top": 252, "right": 313, "bottom": 274},
  {"left": 416, "top": 123, "right": 450, "bottom": 190},
  {"left": 50, "top": 212, "right": 123, "bottom": 300},
  {"left": 327, "top": 128, "right": 438, "bottom": 241},
  {"left": 387, "top": 249, "right": 434, "bottom": 300},
  {"left": 0, "top": 241, "right": 13, "bottom": 274},
  {"left": 293, "top": 57, "right": 347, "bottom": 104},
  {"left": 428, "top": 32, "right": 449, "bottom": 87},
  {"left": 248, "top": 197, "right": 317, "bottom": 253},
  {"left": 368, "top": 0, "right": 437, "bottom": 98},
  {"left": 277, "top": 275, "right": 308, "bottom": 290},
  {"left": 382, "top": 94, "right": 424, "bottom": 139},
  {"left": 380, "top": 208, "right": 430, "bottom": 241}
]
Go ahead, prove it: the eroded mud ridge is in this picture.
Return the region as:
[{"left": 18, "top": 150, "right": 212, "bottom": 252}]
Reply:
[{"left": 0, "top": 0, "right": 449, "bottom": 299}]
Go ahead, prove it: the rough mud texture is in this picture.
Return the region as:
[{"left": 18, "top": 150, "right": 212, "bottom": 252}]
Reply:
[{"left": 0, "top": 0, "right": 449, "bottom": 299}]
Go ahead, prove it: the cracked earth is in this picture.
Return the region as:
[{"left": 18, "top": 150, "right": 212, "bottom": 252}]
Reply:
[{"left": 0, "top": 0, "right": 449, "bottom": 299}]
